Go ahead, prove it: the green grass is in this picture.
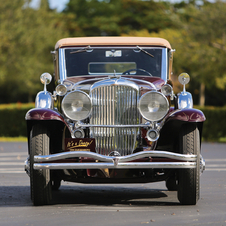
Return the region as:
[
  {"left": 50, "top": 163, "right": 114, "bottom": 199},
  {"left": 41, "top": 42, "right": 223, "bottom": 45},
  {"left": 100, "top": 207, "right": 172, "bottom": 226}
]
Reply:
[
  {"left": 0, "top": 137, "right": 27, "bottom": 142},
  {"left": 218, "top": 137, "right": 226, "bottom": 143},
  {"left": 0, "top": 102, "right": 35, "bottom": 110}
]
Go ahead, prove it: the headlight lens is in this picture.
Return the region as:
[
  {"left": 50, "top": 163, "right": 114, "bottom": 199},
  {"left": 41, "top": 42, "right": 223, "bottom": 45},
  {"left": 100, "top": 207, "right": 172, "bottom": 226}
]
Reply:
[
  {"left": 139, "top": 91, "right": 169, "bottom": 121},
  {"left": 62, "top": 91, "right": 91, "bottom": 121}
]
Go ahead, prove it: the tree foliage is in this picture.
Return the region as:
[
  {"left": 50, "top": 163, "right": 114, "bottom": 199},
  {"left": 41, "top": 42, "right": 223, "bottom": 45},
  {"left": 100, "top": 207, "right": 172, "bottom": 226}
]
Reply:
[
  {"left": 187, "top": 1, "right": 226, "bottom": 87},
  {"left": 0, "top": 0, "right": 226, "bottom": 106},
  {"left": 175, "top": 1, "right": 226, "bottom": 105},
  {"left": 64, "top": 0, "right": 177, "bottom": 36},
  {"left": 0, "top": 0, "right": 68, "bottom": 102},
  {"left": 126, "top": 1, "right": 226, "bottom": 106}
]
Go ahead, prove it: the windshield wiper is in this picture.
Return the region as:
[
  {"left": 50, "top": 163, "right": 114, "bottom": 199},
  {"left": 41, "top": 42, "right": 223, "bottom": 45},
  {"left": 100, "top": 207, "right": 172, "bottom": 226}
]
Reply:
[
  {"left": 136, "top": 46, "right": 154, "bottom": 58},
  {"left": 70, "top": 45, "right": 93, "bottom": 54}
]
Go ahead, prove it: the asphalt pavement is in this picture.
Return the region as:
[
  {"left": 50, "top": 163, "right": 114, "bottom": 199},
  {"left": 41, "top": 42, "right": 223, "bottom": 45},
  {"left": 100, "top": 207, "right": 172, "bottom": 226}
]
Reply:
[{"left": 0, "top": 142, "right": 226, "bottom": 226}]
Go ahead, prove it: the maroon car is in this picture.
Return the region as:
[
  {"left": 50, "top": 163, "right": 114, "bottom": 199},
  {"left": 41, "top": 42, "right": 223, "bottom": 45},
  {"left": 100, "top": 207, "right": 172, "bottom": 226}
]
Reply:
[{"left": 25, "top": 37, "right": 205, "bottom": 206}]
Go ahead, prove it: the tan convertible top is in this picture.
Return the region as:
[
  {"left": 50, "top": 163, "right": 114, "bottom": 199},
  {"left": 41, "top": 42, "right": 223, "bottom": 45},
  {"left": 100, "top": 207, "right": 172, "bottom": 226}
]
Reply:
[{"left": 55, "top": 37, "right": 171, "bottom": 50}]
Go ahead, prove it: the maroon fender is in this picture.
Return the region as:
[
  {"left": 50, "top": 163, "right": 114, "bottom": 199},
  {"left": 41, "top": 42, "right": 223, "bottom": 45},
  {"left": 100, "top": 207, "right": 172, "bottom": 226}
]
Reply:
[
  {"left": 25, "top": 108, "right": 66, "bottom": 123},
  {"left": 166, "top": 108, "right": 206, "bottom": 123}
]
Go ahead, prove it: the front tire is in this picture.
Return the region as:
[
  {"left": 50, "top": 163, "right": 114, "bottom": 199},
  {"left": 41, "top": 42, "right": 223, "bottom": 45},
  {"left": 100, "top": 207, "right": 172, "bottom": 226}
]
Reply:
[
  {"left": 177, "top": 124, "right": 200, "bottom": 205},
  {"left": 52, "top": 180, "right": 61, "bottom": 191},
  {"left": 166, "top": 173, "right": 177, "bottom": 191},
  {"left": 30, "top": 124, "right": 52, "bottom": 206}
]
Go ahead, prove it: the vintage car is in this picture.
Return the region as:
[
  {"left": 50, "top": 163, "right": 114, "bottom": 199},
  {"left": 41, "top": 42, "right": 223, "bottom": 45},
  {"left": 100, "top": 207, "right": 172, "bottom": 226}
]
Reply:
[{"left": 25, "top": 37, "right": 205, "bottom": 206}]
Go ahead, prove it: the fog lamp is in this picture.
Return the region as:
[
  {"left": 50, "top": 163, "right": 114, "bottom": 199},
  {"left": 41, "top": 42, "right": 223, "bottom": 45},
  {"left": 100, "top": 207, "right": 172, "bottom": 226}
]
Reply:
[
  {"left": 146, "top": 129, "right": 159, "bottom": 142},
  {"left": 74, "top": 129, "right": 85, "bottom": 138}
]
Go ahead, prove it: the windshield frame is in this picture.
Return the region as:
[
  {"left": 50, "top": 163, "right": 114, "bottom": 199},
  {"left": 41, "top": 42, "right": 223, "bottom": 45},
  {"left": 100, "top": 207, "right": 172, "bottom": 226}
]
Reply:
[{"left": 58, "top": 46, "right": 168, "bottom": 82}]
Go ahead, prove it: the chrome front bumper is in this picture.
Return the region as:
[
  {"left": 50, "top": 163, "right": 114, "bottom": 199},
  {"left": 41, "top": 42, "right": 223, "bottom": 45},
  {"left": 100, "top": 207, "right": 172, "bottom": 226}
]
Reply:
[{"left": 24, "top": 151, "right": 205, "bottom": 173}]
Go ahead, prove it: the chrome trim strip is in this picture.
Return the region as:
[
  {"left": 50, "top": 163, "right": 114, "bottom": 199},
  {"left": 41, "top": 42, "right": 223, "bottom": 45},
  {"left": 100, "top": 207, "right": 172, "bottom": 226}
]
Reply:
[
  {"left": 34, "top": 150, "right": 197, "bottom": 162},
  {"left": 35, "top": 151, "right": 113, "bottom": 162},
  {"left": 77, "top": 123, "right": 149, "bottom": 128},
  {"left": 59, "top": 48, "right": 67, "bottom": 82},
  {"left": 161, "top": 48, "right": 168, "bottom": 81},
  {"left": 34, "top": 162, "right": 196, "bottom": 170}
]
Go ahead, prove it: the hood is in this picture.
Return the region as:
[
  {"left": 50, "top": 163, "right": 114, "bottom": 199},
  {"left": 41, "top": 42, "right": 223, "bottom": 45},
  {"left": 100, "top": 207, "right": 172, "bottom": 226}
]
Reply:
[{"left": 63, "top": 75, "right": 165, "bottom": 93}]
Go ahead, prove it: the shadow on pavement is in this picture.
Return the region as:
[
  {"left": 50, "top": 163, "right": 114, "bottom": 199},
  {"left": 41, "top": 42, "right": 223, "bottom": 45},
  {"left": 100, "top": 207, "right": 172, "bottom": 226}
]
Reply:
[{"left": 0, "top": 184, "right": 179, "bottom": 207}]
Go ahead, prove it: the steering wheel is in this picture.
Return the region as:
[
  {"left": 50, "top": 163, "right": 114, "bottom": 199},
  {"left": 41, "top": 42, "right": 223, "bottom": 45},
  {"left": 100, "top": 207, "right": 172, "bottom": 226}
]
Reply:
[{"left": 122, "top": 68, "right": 152, "bottom": 76}]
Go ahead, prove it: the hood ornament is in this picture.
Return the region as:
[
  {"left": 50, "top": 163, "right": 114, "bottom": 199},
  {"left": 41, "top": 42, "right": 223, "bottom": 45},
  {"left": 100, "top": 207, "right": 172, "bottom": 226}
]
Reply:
[{"left": 108, "top": 70, "right": 121, "bottom": 79}]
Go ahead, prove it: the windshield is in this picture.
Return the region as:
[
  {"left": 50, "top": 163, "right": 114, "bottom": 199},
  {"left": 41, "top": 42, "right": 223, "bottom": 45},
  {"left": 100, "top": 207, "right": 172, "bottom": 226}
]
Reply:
[{"left": 64, "top": 47, "right": 163, "bottom": 77}]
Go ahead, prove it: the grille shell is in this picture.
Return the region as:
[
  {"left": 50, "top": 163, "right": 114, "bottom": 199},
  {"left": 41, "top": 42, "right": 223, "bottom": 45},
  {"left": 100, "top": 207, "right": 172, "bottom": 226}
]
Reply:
[{"left": 90, "top": 78, "right": 139, "bottom": 156}]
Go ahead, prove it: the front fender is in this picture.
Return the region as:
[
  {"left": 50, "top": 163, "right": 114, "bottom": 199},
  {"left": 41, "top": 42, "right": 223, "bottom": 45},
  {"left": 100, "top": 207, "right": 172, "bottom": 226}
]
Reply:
[
  {"left": 25, "top": 108, "right": 65, "bottom": 122},
  {"left": 165, "top": 108, "right": 206, "bottom": 123},
  {"left": 157, "top": 108, "right": 205, "bottom": 149},
  {"left": 25, "top": 108, "right": 68, "bottom": 155}
]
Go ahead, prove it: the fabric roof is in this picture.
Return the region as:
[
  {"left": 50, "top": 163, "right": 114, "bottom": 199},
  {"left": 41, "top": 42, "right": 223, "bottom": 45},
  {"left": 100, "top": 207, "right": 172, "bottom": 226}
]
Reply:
[{"left": 55, "top": 37, "right": 171, "bottom": 49}]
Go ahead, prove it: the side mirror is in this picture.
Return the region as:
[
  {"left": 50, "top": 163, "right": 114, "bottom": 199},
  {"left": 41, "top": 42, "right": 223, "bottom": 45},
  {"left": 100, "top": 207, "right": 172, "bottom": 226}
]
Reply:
[
  {"left": 40, "top": 72, "right": 52, "bottom": 92},
  {"left": 177, "top": 73, "right": 193, "bottom": 109}
]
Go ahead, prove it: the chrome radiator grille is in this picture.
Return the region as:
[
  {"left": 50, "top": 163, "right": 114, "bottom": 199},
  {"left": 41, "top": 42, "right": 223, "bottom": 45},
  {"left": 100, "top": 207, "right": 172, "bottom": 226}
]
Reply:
[{"left": 90, "top": 84, "right": 139, "bottom": 156}]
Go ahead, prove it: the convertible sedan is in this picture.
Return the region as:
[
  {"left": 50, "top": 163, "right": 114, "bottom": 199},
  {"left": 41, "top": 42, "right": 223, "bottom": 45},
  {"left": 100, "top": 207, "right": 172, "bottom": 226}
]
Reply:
[{"left": 25, "top": 37, "right": 205, "bottom": 206}]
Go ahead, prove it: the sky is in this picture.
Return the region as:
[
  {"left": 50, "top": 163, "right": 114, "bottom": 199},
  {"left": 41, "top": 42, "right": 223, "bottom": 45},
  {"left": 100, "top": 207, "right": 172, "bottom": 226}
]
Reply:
[{"left": 30, "top": 0, "right": 70, "bottom": 11}]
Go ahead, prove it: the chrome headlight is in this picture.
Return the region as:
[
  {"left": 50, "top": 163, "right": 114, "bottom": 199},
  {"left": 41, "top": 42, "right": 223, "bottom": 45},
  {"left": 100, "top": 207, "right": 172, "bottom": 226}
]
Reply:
[
  {"left": 161, "top": 84, "right": 172, "bottom": 96},
  {"left": 62, "top": 91, "right": 91, "bottom": 121},
  {"left": 138, "top": 91, "right": 169, "bottom": 121},
  {"left": 56, "top": 84, "right": 67, "bottom": 96}
]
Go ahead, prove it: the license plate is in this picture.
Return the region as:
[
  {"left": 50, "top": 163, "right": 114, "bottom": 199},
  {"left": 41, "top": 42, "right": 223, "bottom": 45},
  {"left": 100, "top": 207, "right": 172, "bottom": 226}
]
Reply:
[{"left": 65, "top": 138, "right": 95, "bottom": 152}]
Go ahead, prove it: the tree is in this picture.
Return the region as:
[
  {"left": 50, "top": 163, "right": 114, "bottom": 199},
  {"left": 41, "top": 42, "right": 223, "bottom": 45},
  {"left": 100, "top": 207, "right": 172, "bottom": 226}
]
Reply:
[
  {"left": 0, "top": 0, "right": 68, "bottom": 102},
  {"left": 132, "top": 1, "right": 226, "bottom": 106},
  {"left": 184, "top": 1, "right": 226, "bottom": 106},
  {"left": 64, "top": 0, "right": 177, "bottom": 36}
]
